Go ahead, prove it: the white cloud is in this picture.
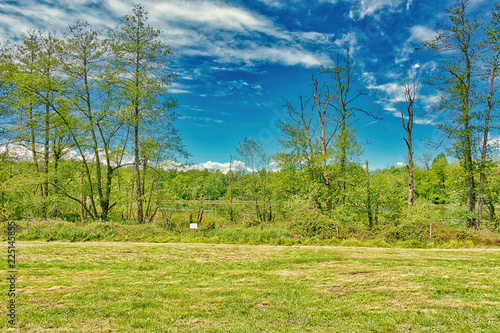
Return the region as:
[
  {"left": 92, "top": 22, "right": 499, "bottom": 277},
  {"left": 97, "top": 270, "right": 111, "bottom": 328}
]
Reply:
[
  {"left": 366, "top": 77, "right": 439, "bottom": 125},
  {"left": 368, "top": 82, "right": 406, "bottom": 102},
  {"left": 167, "top": 160, "right": 251, "bottom": 173},
  {"left": 397, "top": 161, "right": 405, "bottom": 166},
  {"left": 169, "top": 88, "right": 192, "bottom": 94},
  {"left": 145, "top": 0, "right": 332, "bottom": 67},
  {"left": 395, "top": 44, "right": 414, "bottom": 64},
  {"left": 0, "top": 141, "right": 132, "bottom": 164},
  {"left": 334, "top": 31, "right": 358, "bottom": 52},
  {"left": 409, "top": 25, "right": 436, "bottom": 43},
  {"left": 186, "top": 44, "right": 329, "bottom": 68},
  {"left": 343, "top": 0, "right": 407, "bottom": 20},
  {"left": 488, "top": 137, "right": 500, "bottom": 149},
  {"left": 0, "top": 0, "right": 333, "bottom": 69},
  {"left": 414, "top": 118, "right": 435, "bottom": 125},
  {"left": 256, "top": 0, "right": 285, "bottom": 7},
  {"left": 362, "top": 71, "right": 377, "bottom": 86},
  {"left": 169, "top": 82, "right": 192, "bottom": 94},
  {"left": 152, "top": 1, "right": 283, "bottom": 38},
  {"left": 180, "top": 116, "right": 223, "bottom": 124}
]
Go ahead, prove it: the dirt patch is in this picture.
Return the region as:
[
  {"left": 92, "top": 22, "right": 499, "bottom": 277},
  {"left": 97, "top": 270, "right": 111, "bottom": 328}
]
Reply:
[
  {"left": 344, "top": 270, "right": 374, "bottom": 275},
  {"left": 257, "top": 302, "right": 270, "bottom": 308},
  {"left": 181, "top": 319, "right": 218, "bottom": 327},
  {"left": 278, "top": 269, "right": 308, "bottom": 277}
]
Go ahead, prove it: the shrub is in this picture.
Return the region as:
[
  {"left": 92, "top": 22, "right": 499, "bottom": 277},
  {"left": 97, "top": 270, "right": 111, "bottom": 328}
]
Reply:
[{"left": 289, "top": 209, "right": 337, "bottom": 239}]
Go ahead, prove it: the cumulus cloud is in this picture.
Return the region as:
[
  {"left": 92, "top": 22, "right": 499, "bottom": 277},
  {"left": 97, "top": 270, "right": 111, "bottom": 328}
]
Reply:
[
  {"left": 0, "top": 141, "right": 133, "bottom": 164},
  {"left": 167, "top": 160, "right": 251, "bottom": 173}
]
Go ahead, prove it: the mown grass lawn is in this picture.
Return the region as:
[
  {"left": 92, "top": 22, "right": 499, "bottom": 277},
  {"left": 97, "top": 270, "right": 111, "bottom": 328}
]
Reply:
[{"left": 4, "top": 242, "right": 500, "bottom": 332}]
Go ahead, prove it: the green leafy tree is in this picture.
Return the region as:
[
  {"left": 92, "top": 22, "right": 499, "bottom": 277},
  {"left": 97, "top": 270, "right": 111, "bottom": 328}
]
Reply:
[
  {"left": 109, "top": 4, "right": 181, "bottom": 224},
  {"left": 423, "top": 0, "right": 484, "bottom": 226},
  {"left": 236, "top": 137, "right": 275, "bottom": 223},
  {"left": 478, "top": 3, "right": 500, "bottom": 224},
  {"left": 56, "top": 21, "right": 134, "bottom": 221},
  {"left": 1, "top": 30, "right": 69, "bottom": 217}
]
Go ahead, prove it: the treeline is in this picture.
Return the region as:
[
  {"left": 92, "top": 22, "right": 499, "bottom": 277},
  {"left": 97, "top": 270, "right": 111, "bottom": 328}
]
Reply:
[
  {"left": 0, "top": 151, "right": 499, "bottom": 229},
  {"left": 0, "top": 0, "right": 499, "bottom": 235}
]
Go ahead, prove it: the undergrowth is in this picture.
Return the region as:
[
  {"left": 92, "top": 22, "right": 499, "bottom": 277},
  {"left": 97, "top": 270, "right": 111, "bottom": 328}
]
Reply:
[{"left": 2, "top": 216, "right": 500, "bottom": 248}]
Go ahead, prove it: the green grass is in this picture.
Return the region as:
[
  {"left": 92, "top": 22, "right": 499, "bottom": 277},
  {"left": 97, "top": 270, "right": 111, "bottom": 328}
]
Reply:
[{"left": 4, "top": 242, "right": 500, "bottom": 332}]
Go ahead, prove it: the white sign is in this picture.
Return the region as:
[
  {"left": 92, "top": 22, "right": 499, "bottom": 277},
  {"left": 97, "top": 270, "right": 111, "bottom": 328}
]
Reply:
[{"left": 190, "top": 223, "right": 198, "bottom": 229}]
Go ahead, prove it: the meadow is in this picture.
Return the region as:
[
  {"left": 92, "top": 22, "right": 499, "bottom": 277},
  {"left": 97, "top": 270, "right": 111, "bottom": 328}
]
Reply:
[{"left": 4, "top": 241, "right": 500, "bottom": 332}]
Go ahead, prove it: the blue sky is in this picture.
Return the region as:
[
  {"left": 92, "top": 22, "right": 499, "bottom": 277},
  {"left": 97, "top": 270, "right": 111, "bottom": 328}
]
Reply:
[{"left": 0, "top": 0, "right": 495, "bottom": 170}]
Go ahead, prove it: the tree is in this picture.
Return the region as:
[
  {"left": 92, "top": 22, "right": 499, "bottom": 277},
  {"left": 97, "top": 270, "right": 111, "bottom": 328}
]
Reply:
[
  {"left": 478, "top": 3, "right": 500, "bottom": 224},
  {"left": 0, "top": 34, "right": 44, "bottom": 208},
  {"left": 320, "top": 49, "right": 371, "bottom": 205},
  {"left": 109, "top": 4, "right": 181, "bottom": 224},
  {"left": 423, "top": 0, "right": 484, "bottom": 225},
  {"left": 58, "top": 21, "right": 133, "bottom": 221},
  {"left": 278, "top": 49, "right": 377, "bottom": 213},
  {"left": 395, "top": 80, "right": 418, "bottom": 208},
  {"left": 278, "top": 75, "right": 338, "bottom": 210},
  {"left": 236, "top": 137, "right": 275, "bottom": 223},
  {"left": 1, "top": 30, "right": 70, "bottom": 218},
  {"left": 431, "top": 153, "right": 449, "bottom": 204}
]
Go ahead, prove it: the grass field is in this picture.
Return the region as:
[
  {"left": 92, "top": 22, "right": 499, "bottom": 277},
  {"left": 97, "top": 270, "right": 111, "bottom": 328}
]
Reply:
[{"left": 4, "top": 242, "right": 500, "bottom": 332}]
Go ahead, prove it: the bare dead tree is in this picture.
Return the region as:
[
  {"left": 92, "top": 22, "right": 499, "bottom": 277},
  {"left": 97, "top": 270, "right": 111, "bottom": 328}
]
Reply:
[{"left": 395, "top": 79, "right": 418, "bottom": 208}]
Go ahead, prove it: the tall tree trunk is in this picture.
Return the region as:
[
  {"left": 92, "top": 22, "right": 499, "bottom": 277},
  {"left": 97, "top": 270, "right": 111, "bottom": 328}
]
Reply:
[
  {"left": 463, "top": 105, "right": 475, "bottom": 215},
  {"left": 398, "top": 80, "right": 416, "bottom": 208},
  {"left": 28, "top": 104, "right": 44, "bottom": 211},
  {"left": 42, "top": 101, "right": 50, "bottom": 218},
  {"left": 365, "top": 159, "right": 373, "bottom": 229},
  {"left": 407, "top": 144, "right": 414, "bottom": 208},
  {"left": 134, "top": 119, "right": 143, "bottom": 224},
  {"left": 79, "top": 170, "right": 87, "bottom": 222},
  {"left": 85, "top": 63, "right": 105, "bottom": 220}
]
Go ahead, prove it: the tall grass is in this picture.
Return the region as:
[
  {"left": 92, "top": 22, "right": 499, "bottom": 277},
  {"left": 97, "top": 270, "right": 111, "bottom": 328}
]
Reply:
[{"left": 3, "top": 216, "right": 500, "bottom": 248}]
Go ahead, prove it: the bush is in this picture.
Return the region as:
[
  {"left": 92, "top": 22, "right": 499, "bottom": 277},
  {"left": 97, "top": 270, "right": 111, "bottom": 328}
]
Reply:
[
  {"left": 289, "top": 209, "right": 337, "bottom": 239},
  {"left": 384, "top": 219, "right": 432, "bottom": 242}
]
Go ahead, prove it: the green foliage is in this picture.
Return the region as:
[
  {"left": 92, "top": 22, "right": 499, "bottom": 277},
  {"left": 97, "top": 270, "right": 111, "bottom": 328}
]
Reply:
[{"left": 289, "top": 208, "right": 337, "bottom": 238}]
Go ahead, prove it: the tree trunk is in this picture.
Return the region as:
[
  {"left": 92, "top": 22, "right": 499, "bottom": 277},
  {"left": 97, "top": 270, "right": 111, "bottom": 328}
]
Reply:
[
  {"left": 134, "top": 120, "right": 144, "bottom": 224},
  {"left": 478, "top": 27, "right": 499, "bottom": 225},
  {"left": 365, "top": 159, "right": 373, "bottom": 229},
  {"left": 42, "top": 101, "right": 50, "bottom": 218}
]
